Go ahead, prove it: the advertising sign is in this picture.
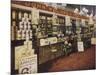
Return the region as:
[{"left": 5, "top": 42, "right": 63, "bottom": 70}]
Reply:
[{"left": 19, "top": 55, "right": 37, "bottom": 74}]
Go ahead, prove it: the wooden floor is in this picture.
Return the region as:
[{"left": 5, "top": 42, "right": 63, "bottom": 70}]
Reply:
[{"left": 39, "top": 46, "right": 96, "bottom": 73}]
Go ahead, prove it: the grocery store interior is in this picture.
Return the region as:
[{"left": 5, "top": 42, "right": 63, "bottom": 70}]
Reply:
[{"left": 11, "top": 1, "right": 96, "bottom": 74}]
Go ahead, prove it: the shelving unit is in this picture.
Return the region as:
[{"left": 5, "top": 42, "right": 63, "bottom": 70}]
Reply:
[
  {"left": 36, "top": 13, "right": 53, "bottom": 38},
  {"left": 11, "top": 7, "right": 34, "bottom": 74}
]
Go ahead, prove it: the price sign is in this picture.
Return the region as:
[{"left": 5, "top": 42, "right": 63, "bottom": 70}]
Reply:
[
  {"left": 77, "top": 41, "right": 84, "bottom": 52},
  {"left": 91, "top": 38, "right": 96, "bottom": 45}
]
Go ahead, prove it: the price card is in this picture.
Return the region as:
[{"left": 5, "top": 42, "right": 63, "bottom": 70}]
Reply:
[
  {"left": 77, "top": 41, "right": 84, "bottom": 52},
  {"left": 91, "top": 38, "right": 96, "bottom": 45}
]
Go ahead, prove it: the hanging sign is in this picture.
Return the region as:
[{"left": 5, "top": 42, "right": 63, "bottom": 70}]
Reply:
[
  {"left": 81, "top": 19, "right": 85, "bottom": 26},
  {"left": 32, "top": 8, "right": 39, "bottom": 24},
  {"left": 52, "top": 14, "right": 58, "bottom": 25},
  {"left": 65, "top": 16, "right": 71, "bottom": 26}
]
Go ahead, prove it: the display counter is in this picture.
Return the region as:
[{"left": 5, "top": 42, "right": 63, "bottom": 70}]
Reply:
[
  {"left": 35, "top": 36, "right": 78, "bottom": 65},
  {"left": 35, "top": 37, "right": 64, "bottom": 65}
]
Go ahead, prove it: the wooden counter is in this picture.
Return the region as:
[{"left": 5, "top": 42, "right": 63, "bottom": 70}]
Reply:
[{"left": 37, "top": 40, "right": 64, "bottom": 65}]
